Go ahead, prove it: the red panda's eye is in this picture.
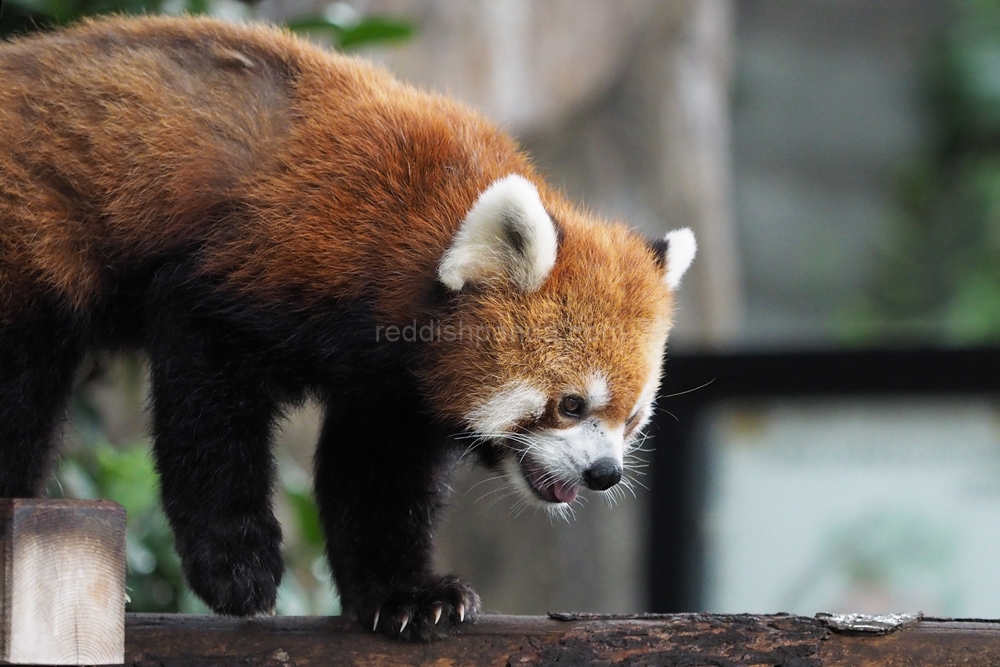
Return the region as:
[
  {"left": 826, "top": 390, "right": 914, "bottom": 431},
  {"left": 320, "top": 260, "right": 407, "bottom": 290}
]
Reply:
[
  {"left": 559, "top": 395, "right": 585, "bottom": 419},
  {"left": 626, "top": 412, "right": 638, "bottom": 426}
]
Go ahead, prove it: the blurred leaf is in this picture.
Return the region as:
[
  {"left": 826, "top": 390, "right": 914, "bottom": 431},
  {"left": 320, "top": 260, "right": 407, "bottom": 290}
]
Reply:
[
  {"left": 284, "top": 16, "right": 342, "bottom": 33},
  {"left": 54, "top": 441, "right": 186, "bottom": 613},
  {"left": 94, "top": 444, "right": 160, "bottom": 518},
  {"left": 286, "top": 485, "right": 324, "bottom": 548},
  {"left": 285, "top": 16, "right": 412, "bottom": 50},
  {"left": 1, "top": 0, "right": 216, "bottom": 35},
  {"left": 337, "top": 18, "right": 412, "bottom": 49},
  {"left": 185, "top": 0, "right": 209, "bottom": 15},
  {"left": 2, "top": 0, "right": 75, "bottom": 24},
  {"left": 945, "top": 269, "right": 1000, "bottom": 341}
]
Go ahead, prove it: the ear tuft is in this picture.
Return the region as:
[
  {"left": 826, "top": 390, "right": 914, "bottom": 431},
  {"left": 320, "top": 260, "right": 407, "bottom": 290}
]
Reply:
[
  {"left": 662, "top": 228, "right": 696, "bottom": 289},
  {"left": 438, "top": 175, "right": 558, "bottom": 292}
]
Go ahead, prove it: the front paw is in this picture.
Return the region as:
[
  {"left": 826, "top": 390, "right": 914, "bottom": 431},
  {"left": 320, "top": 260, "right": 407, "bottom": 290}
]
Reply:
[
  {"left": 175, "top": 515, "right": 284, "bottom": 616},
  {"left": 358, "top": 575, "right": 481, "bottom": 642}
]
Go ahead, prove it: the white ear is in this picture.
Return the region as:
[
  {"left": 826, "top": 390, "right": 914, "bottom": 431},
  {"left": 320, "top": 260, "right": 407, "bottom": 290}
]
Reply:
[
  {"left": 438, "top": 175, "right": 558, "bottom": 292},
  {"left": 662, "top": 228, "right": 696, "bottom": 289}
]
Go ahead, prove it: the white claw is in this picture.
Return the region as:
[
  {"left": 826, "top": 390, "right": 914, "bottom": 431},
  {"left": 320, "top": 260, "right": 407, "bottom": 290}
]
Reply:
[
  {"left": 399, "top": 613, "right": 409, "bottom": 634},
  {"left": 373, "top": 609, "right": 380, "bottom": 632},
  {"left": 433, "top": 606, "right": 443, "bottom": 625},
  {"left": 457, "top": 603, "right": 465, "bottom": 623}
]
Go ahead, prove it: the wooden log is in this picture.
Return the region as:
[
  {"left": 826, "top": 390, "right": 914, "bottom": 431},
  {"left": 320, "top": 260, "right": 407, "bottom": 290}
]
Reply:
[
  {"left": 116, "top": 612, "right": 1000, "bottom": 667},
  {"left": 0, "top": 499, "right": 126, "bottom": 666}
]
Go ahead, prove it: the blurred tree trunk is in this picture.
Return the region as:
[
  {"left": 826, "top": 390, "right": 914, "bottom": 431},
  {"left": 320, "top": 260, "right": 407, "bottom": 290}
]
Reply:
[
  {"left": 521, "top": 0, "right": 742, "bottom": 346},
  {"left": 639, "top": 0, "right": 742, "bottom": 345}
]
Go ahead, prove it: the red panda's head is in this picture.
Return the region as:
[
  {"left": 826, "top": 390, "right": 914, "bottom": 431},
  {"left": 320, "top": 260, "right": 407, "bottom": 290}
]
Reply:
[{"left": 426, "top": 175, "right": 696, "bottom": 515}]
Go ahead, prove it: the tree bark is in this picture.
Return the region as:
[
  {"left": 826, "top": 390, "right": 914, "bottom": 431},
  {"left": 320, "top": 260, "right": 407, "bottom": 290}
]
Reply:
[{"left": 117, "top": 612, "right": 1000, "bottom": 667}]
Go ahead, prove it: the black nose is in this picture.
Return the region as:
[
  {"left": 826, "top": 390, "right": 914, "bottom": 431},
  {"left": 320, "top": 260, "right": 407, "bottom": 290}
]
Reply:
[{"left": 583, "top": 457, "right": 622, "bottom": 491}]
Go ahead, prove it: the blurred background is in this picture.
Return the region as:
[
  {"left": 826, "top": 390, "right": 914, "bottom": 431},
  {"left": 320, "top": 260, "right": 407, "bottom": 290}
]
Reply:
[{"left": 4, "top": 0, "right": 1000, "bottom": 618}]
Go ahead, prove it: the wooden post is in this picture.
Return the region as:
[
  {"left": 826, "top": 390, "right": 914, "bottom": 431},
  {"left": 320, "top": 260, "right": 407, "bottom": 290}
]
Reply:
[{"left": 0, "top": 499, "right": 126, "bottom": 665}]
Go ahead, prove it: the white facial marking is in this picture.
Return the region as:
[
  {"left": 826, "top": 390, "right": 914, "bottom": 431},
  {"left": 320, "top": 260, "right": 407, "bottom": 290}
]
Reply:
[
  {"left": 438, "top": 174, "right": 558, "bottom": 293},
  {"left": 511, "top": 419, "right": 625, "bottom": 487},
  {"left": 502, "top": 422, "right": 623, "bottom": 508},
  {"left": 663, "top": 227, "right": 697, "bottom": 290},
  {"left": 585, "top": 372, "right": 611, "bottom": 411},
  {"left": 465, "top": 379, "right": 546, "bottom": 435}
]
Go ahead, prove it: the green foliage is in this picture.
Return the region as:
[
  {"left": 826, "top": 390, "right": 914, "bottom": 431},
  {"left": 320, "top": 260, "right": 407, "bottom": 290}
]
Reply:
[
  {"left": 0, "top": 0, "right": 413, "bottom": 50},
  {"left": 50, "top": 435, "right": 339, "bottom": 614},
  {"left": 51, "top": 360, "right": 338, "bottom": 615},
  {"left": 861, "top": 0, "right": 1000, "bottom": 343},
  {"left": 50, "top": 439, "right": 188, "bottom": 613},
  {"left": 285, "top": 13, "right": 412, "bottom": 50},
  {"left": 0, "top": 0, "right": 194, "bottom": 36}
]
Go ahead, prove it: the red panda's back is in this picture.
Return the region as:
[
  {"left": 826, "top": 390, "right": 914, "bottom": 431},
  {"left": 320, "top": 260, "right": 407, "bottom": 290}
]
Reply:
[
  {"left": 0, "top": 16, "right": 534, "bottom": 323},
  {"left": 0, "top": 17, "right": 303, "bottom": 311}
]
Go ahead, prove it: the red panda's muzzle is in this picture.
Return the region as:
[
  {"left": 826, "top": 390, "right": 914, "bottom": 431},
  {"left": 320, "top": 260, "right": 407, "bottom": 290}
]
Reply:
[{"left": 521, "top": 456, "right": 579, "bottom": 504}]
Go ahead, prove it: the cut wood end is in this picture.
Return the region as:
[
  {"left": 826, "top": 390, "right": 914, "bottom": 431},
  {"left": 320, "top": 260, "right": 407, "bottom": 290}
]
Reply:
[{"left": 1, "top": 499, "right": 126, "bottom": 665}]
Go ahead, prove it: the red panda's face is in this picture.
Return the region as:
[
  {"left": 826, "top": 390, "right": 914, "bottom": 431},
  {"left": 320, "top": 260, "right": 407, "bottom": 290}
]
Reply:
[{"left": 428, "top": 175, "right": 696, "bottom": 516}]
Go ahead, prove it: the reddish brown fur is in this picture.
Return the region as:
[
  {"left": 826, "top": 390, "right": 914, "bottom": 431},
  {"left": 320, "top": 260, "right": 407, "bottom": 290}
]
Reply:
[
  {"left": 0, "top": 15, "right": 682, "bottom": 636},
  {"left": 423, "top": 216, "right": 672, "bottom": 429},
  {"left": 0, "top": 15, "right": 673, "bottom": 431}
]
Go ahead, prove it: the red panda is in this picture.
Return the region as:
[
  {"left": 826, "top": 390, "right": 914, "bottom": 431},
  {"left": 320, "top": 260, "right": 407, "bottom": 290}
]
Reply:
[{"left": 0, "top": 16, "right": 695, "bottom": 640}]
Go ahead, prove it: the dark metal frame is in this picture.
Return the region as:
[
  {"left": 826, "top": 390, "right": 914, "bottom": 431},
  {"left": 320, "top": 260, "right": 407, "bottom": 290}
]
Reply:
[{"left": 648, "top": 346, "right": 1000, "bottom": 612}]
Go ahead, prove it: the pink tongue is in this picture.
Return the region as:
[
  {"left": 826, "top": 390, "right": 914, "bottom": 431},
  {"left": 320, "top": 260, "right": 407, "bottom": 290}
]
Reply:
[{"left": 553, "top": 480, "right": 578, "bottom": 504}]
